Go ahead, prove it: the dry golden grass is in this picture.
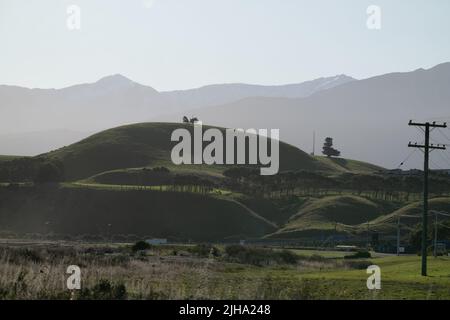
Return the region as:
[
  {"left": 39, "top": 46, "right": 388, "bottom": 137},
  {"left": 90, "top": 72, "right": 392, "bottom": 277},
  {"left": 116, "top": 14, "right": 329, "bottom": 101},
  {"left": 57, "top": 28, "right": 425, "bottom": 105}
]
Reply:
[{"left": 0, "top": 242, "right": 339, "bottom": 300}]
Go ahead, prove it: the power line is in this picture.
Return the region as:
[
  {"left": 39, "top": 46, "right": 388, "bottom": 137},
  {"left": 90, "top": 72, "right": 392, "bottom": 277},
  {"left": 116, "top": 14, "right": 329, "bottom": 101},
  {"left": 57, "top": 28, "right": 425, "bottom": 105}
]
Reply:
[
  {"left": 432, "top": 151, "right": 450, "bottom": 168},
  {"left": 430, "top": 210, "right": 450, "bottom": 217},
  {"left": 426, "top": 117, "right": 450, "bottom": 120},
  {"left": 429, "top": 157, "right": 443, "bottom": 170},
  {"left": 397, "top": 148, "right": 418, "bottom": 168},
  {"left": 438, "top": 149, "right": 450, "bottom": 165},
  {"left": 437, "top": 128, "right": 450, "bottom": 142}
]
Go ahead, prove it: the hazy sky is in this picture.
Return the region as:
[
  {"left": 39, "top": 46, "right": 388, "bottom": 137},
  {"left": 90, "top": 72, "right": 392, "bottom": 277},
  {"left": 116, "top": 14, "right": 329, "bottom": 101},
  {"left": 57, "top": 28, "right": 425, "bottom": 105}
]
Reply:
[{"left": 1, "top": 0, "right": 450, "bottom": 90}]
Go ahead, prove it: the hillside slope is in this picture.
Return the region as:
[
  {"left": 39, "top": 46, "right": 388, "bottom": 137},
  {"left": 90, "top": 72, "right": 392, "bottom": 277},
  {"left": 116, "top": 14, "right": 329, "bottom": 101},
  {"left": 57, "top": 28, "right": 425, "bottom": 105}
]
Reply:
[
  {"left": 267, "top": 195, "right": 396, "bottom": 239},
  {"left": 365, "top": 197, "right": 450, "bottom": 233},
  {"left": 43, "top": 122, "right": 333, "bottom": 181},
  {"left": 0, "top": 186, "right": 275, "bottom": 241},
  {"left": 313, "top": 156, "right": 384, "bottom": 174}
]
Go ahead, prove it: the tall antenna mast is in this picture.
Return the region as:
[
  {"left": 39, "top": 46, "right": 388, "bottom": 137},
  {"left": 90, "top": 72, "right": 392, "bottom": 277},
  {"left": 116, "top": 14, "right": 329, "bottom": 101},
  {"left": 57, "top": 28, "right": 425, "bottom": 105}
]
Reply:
[{"left": 312, "top": 131, "right": 316, "bottom": 156}]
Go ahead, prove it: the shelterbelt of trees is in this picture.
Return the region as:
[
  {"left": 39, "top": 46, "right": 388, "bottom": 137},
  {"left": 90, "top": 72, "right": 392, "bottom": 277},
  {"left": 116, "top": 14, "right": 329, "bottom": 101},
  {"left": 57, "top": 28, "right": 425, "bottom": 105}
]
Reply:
[
  {"left": 222, "top": 167, "right": 450, "bottom": 201},
  {"left": 1, "top": 155, "right": 449, "bottom": 202}
]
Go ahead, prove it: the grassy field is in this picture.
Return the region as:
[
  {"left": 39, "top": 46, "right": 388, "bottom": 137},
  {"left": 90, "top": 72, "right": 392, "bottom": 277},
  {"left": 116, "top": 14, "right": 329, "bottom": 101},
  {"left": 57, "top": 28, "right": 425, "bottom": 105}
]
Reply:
[
  {"left": 0, "top": 241, "right": 448, "bottom": 300},
  {"left": 302, "top": 255, "right": 450, "bottom": 299},
  {"left": 314, "top": 156, "right": 384, "bottom": 174}
]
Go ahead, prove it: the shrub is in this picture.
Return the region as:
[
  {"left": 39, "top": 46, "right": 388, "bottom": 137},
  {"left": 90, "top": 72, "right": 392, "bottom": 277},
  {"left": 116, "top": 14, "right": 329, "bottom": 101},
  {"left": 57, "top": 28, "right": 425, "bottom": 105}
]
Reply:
[
  {"left": 1, "top": 248, "right": 43, "bottom": 264},
  {"left": 344, "top": 260, "right": 374, "bottom": 270},
  {"left": 33, "top": 160, "right": 64, "bottom": 184},
  {"left": 278, "top": 250, "right": 299, "bottom": 264},
  {"left": 308, "top": 254, "right": 327, "bottom": 262},
  {"left": 79, "top": 279, "right": 127, "bottom": 300},
  {"left": 131, "top": 240, "right": 151, "bottom": 252},
  {"left": 189, "top": 244, "right": 220, "bottom": 257},
  {"left": 344, "top": 251, "right": 371, "bottom": 259},
  {"left": 224, "top": 245, "right": 298, "bottom": 266}
]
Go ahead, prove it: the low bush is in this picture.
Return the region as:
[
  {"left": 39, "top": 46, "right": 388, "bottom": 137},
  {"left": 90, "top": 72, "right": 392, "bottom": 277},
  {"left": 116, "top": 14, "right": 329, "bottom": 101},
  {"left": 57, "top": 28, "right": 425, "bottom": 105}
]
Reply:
[
  {"left": 131, "top": 241, "right": 151, "bottom": 252},
  {"left": 224, "top": 245, "right": 298, "bottom": 266},
  {"left": 344, "top": 251, "right": 371, "bottom": 259},
  {"left": 78, "top": 279, "right": 127, "bottom": 300},
  {"left": 343, "top": 260, "right": 374, "bottom": 270},
  {"left": 189, "top": 244, "right": 220, "bottom": 257}
]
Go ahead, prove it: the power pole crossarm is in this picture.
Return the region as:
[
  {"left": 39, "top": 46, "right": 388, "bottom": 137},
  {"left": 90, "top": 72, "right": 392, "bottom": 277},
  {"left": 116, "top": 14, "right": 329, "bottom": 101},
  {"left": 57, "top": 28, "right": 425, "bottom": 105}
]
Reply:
[
  {"left": 408, "top": 143, "right": 446, "bottom": 150},
  {"left": 409, "top": 120, "right": 447, "bottom": 128}
]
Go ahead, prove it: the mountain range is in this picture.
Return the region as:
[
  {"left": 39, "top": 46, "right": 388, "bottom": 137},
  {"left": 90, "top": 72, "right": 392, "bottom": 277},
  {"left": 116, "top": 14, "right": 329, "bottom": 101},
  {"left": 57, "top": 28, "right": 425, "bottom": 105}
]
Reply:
[
  {"left": 1, "top": 63, "right": 450, "bottom": 169},
  {"left": 0, "top": 74, "right": 353, "bottom": 156},
  {"left": 156, "top": 63, "right": 450, "bottom": 169}
]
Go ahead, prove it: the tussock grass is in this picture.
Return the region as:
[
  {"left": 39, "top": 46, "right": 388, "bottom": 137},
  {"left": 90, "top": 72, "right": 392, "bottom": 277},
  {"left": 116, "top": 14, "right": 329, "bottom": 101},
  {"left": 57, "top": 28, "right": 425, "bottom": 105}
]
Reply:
[{"left": 0, "top": 243, "right": 375, "bottom": 300}]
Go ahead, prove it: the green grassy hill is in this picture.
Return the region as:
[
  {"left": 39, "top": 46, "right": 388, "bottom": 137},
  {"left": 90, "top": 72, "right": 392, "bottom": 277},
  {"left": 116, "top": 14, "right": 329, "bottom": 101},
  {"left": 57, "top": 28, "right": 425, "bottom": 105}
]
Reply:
[
  {"left": 266, "top": 195, "right": 397, "bottom": 239},
  {"left": 0, "top": 123, "right": 408, "bottom": 241},
  {"left": 263, "top": 195, "right": 450, "bottom": 239},
  {"left": 43, "top": 122, "right": 332, "bottom": 181},
  {"left": 314, "top": 156, "right": 384, "bottom": 174},
  {"left": 363, "top": 197, "right": 450, "bottom": 233},
  {"left": 0, "top": 185, "right": 275, "bottom": 241}
]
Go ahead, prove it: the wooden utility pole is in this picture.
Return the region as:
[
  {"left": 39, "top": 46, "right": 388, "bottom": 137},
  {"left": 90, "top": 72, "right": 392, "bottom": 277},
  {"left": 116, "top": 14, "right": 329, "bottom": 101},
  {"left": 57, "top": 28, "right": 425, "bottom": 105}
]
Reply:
[
  {"left": 396, "top": 216, "right": 401, "bottom": 256},
  {"left": 408, "top": 120, "right": 447, "bottom": 276},
  {"left": 434, "top": 212, "right": 438, "bottom": 258}
]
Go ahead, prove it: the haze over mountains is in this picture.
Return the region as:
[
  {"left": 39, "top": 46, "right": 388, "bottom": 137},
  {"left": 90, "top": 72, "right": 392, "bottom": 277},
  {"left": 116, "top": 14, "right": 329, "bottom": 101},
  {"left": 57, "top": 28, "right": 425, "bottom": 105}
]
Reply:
[
  {"left": 157, "top": 62, "right": 450, "bottom": 170},
  {"left": 0, "top": 74, "right": 353, "bottom": 155},
  {"left": 1, "top": 63, "right": 450, "bottom": 169}
]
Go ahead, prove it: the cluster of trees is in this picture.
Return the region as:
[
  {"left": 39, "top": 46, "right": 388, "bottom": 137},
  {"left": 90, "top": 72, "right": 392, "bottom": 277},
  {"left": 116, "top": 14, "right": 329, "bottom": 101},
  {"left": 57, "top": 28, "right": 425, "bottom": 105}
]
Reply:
[
  {"left": 222, "top": 167, "right": 450, "bottom": 200},
  {"left": 94, "top": 167, "right": 215, "bottom": 194},
  {"left": 223, "top": 167, "right": 336, "bottom": 197},
  {"left": 0, "top": 157, "right": 64, "bottom": 184},
  {"left": 0, "top": 158, "right": 36, "bottom": 182},
  {"left": 170, "top": 174, "right": 215, "bottom": 194},
  {"left": 341, "top": 173, "right": 450, "bottom": 201},
  {"left": 182, "top": 116, "right": 199, "bottom": 124}
]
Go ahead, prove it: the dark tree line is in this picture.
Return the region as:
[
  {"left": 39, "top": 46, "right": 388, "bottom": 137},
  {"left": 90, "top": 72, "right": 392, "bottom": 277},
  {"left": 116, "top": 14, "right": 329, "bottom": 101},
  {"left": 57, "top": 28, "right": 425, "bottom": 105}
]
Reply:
[
  {"left": 222, "top": 167, "right": 450, "bottom": 200},
  {"left": 0, "top": 158, "right": 64, "bottom": 184},
  {"left": 96, "top": 167, "right": 216, "bottom": 195}
]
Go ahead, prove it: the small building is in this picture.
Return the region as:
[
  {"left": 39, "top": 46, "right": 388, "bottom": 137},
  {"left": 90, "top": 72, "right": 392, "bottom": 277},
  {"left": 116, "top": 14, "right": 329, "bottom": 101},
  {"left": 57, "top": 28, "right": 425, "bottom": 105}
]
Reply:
[{"left": 146, "top": 238, "right": 167, "bottom": 245}]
